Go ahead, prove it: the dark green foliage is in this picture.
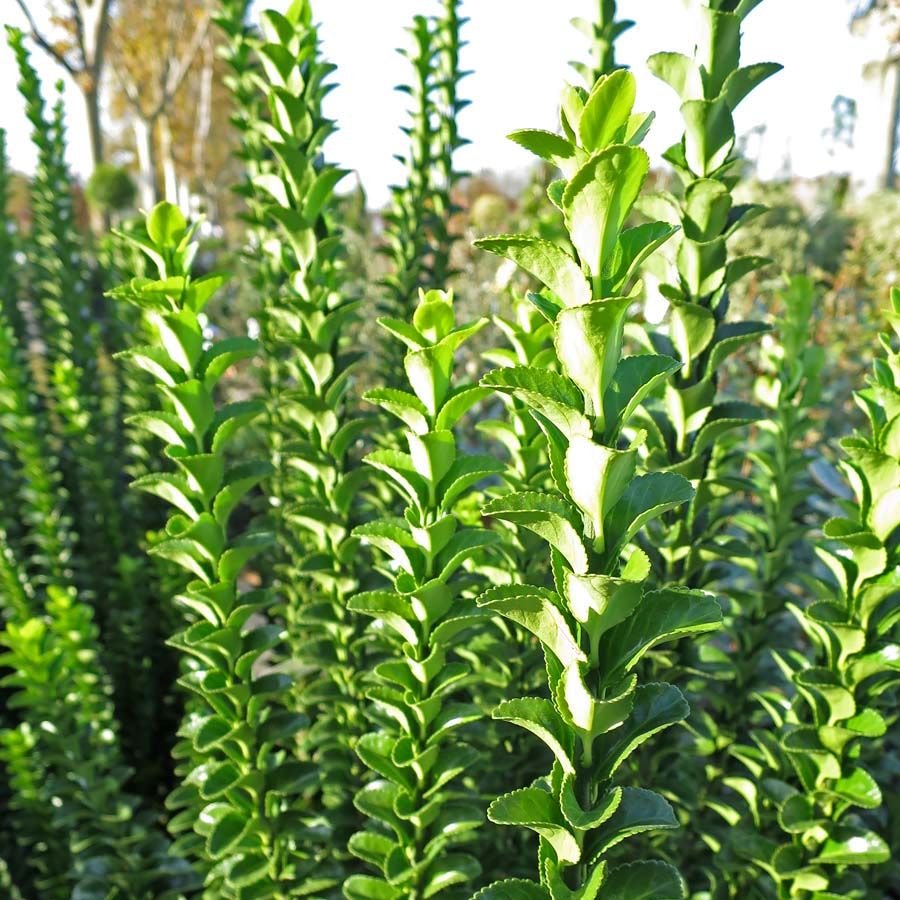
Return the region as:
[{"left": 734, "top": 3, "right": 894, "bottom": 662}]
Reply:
[
  {"left": 0, "top": 184, "right": 186, "bottom": 895},
  {"left": 85, "top": 163, "right": 137, "bottom": 213},
  {"left": 0, "top": 583, "right": 193, "bottom": 899},
  {"left": 665, "top": 276, "right": 828, "bottom": 894},
  {"left": 3, "top": 26, "right": 177, "bottom": 794},
  {"left": 728, "top": 287, "right": 900, "bottom": 895}
]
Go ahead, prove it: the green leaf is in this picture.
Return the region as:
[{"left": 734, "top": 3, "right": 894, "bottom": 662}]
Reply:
[
  {"left": 670, "top": 300, "right": 716, "bottom": 372},
  {"left": 475, "top": 235, "right": 591, "bottom": 308},
  {"left": 439, "top": 455, "right": 505, "bottom": 511},
  {"left": 365, "top": 388, "right": 430, "bottom": 434},
  {"left": 347, "top": 832, "right": 395, "bottom": 869},
  {"left": 603, "top": 355, "right": 681, "bottom": 438},
  {"left": 707, "top": 321, "right": 770, "bottom": 372},
  {"left": 604, "top": 472, "right": 694, "bottom": 557},
  {"left": 414, "top": 293, "right": 455, "bottom": 342},
  {"left": 598, "top": 587, "right": 721, "bottom": 678},
  {"left": 344, "top": 876, "right": 403, "bottom": 900},
  {"left": 304, "top": 167, "right": 348, "bottom": 222},
  {"left": 559, "top": 666, "right": 635, "bottom": 737},
  {"left": 147, "top": 201, "right": 187, "bottom": 246},
  {"left": 555, "top": 296, "right": 633, "bottom": 419},
  {"left": 436, "top": 386, "right": 491, "bottom": 431},
  {"left": 563, "top": 570, "right": 642, "bottom": 636},
  {"left": 678, "top": 237, "right": 728, "bottom": 298},
  {"left": 682, "top": 97, "right": 735, "bottom": 176},
  {"left": 723, "top": 62, "right": 782, "bottom": 110},
  {"left": 206, "top": 809, "right": 248, "bottom": 859},
  {"left": 213, "top": 460, "right": 273, "bottom": 529},
  {"left": 201, "top": 335, "right": 258, "bottom": 386},
  {"left": 125, "top": 411, "right": 186, "bottom": 447},
  {"left": 408, "top": 429, "right": 456, "bottom": 484},
  {"left": 812, "top": 827, "right": 890, "bottom": 865},
  {"left": 565, "top": 436, "right": 637, "bottom": 547},
  {"left": 508, "top": 129, "right": 578, "bottom": 175},
  {"left": 422, "top": 854, "right": 480, "bottom": 898},
  {"left": 482, "top": 366, "right": 590, "bottom": 439},
  {"left": 161, "top": 379, "right": 215, "bottom": 440},
  {"left": 258, "top": 711, "right": 308, "bottom": 744},
  {"left": 472, "top": 880, "right": 549, "bottom": 900},
  {"left": 605, "top": 222, "right": 679, "bottom": 294},
  {"left": 266, "top": 760, "right": 317, "bottom": 795},
  {"left": 366, "top": 449, "right": 427, "bottom": 509},
  {"left": 777, "top": 794, "right": 823, "bottom": 834},
  {"left": 493, "top": 697, "right": 575, "bottom": 773},
  {"left": 591, "top": 788, "right": 678, "bottom": 856},
  {"left": 133, "top": 472, "right": 199, "bottom": 520},
  {"left": 579, "top": 70, "right": 636, "bottom": 152},
  {"left": 700, "top": 9, "right": 741, "bottom": 96},
  {"left": 377, "top": 317, "right": 427, "bottom": 350},
  {"left": 211, "top": 400, "right": 266, "bottom": 453},
  {"left": 562, "top": 146, "right": 649, "bottom": 275},
  {"left": 218, "top": 531, "right": 273, "bottom": 582},
  {"left": 488, "top": 787, "right": 580, "bottom": 865},
  {"left": 559, "top": 781, "right": 622, "bottom": 831},
  {"left": 483, "top": 492, "right": 589, "bottom": 574},
  {"left": 725, "top": 254, "right": 770, "bottom": 286},
  {"left": 199, "top": 762, "right": 242, "bottom": 799},
  {"left": 647, "top": 51, "right": 700, "bottom": 101},
  {"left": 157, "top": 309, "right": 203, "bottom": 374},
  {"left": 601, "top": 861, "right": 686, "bottom": 899},
  {"left": 595, "top": 683, "right": 689, "bottom": 779},
  {"left": 682, "top": 179, "right": 731, "bottom": 241},
  {"left": 478, "top": 585, "right": 585, "bottom": 668},
  {"left": 193, "top": 716, "right": 233, "bottom": 753},
  {"left": 349, "top": 591, "right": 418, "bottom": 646},
  {"left": 226, "top": 852, "right": 269, "bottom": 888}
]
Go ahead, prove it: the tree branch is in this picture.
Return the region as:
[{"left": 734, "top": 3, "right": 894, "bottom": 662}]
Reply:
[
  {"left": 70, "top": 0, "right": 87, "bottom": 65},
  {"left": 114, "top": 66, "right": 146, "bottom": 118},
  {"left": 161, "top": 9, "right": 212, "bottom": 106},
  {"left": 14, "top": 0, "right": 78, "bottom": 76}
]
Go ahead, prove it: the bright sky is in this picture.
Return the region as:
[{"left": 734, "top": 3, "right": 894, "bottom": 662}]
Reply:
[{"left": 0, "top": 0, "right": 873, "bottom": 208}]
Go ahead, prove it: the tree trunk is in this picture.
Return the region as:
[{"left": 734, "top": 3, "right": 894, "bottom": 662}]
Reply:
[
  {"left": 159, "top": 115, "right": 179, "bottom": 204},
  {"left": 885, "top": 58, "right": 900, "bottom": 188},
  {"left": 83, "top": 84, "right": 109, "bottom": 231},
  {"left": 133, "top": 116, "right": 160, "bottom": 210},
  {"left": 82, "top": 85, "right": 104, "bottom": 171}
]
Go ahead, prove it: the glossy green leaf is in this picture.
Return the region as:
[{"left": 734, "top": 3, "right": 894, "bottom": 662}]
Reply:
[
  {"left": 493, "top": 697, "right": 575, "bottom": 773},
  {"left": 562, "top": 146, "right": 649, "bottom": 275},
  {"left": 475, "top": 236, "right": 591, "bottom": 308},
  {"left": 598, "top": 587, "right": 721, "bottom": 677},
  {"left": 483, "top": 492, "right": 589, "bottom": 573},
  {"left": 578, "top": 70, "right": 636, "bottom": 152},
  {"left": 601, "top": 861, "right": 686, "bottom": 899},
  {"left": 478, "top": 585, "right": 585, "bottom": 668},
  {"left": 488, "top": 787, "right": 580, "bottom": 864}
]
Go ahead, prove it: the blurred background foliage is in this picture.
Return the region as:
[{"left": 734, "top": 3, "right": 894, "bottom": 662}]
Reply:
[{"left": 3, "top": 0, "right": 900, "bottom": 456}]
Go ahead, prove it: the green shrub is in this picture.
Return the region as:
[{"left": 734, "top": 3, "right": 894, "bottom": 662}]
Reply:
[
  {"left": 0, "top": 1, "right": 896, "bottom": 897},
  {"left": 86, "top": 163, "right": 137, "bottom": 214}
]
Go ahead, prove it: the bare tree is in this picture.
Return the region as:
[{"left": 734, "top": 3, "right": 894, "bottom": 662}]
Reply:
[
  {"left": 853, "top": 0, "right": 900, "bottom": 186},
  {"left": 14, "top": 0, "right": 112, "bottom": 173},
  {"left": 108, "top": 0, "right": 211, "bottom": 208}
]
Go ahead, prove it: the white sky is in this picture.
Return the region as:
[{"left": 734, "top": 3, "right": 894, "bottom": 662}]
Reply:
[{"left": 0, "top": 0, "right": 874, "bottom": 208}]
